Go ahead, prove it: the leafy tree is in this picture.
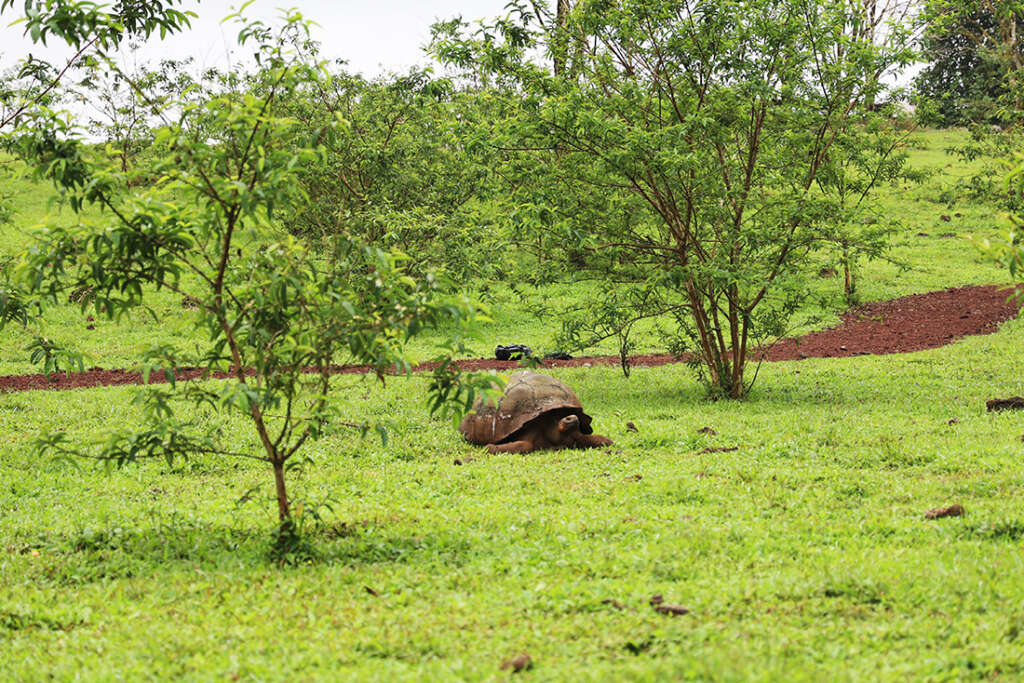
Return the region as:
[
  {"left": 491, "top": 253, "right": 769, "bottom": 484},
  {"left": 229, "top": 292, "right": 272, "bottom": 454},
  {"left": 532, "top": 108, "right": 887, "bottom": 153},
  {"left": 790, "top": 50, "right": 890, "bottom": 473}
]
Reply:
[
  {"left": 973, "top": 152, "right": 1024, "bottom": 289},
  {"left": 915, "top": 3, "right": 1024, "bottom": 214},
  {"left": 68, "top": 50, "right": 205, "bottom": 173},
  {"left": 813, "top": 115, "right": 918, "bottom": 305},
  {"left": 915, "top": 3, "right": 1023, "bottom": 125},
  {"left": 0, "top": 0, "right": 195, "bottom": 358},
  {"left": 14, "top": 11, "right": 485, "bottom": 542},
  {"left": 271, "top": 55, "right": 507, "bottom": 284},
  {"left": 0, "top": 0, "right": 194, "bottom": 133},
  {"left": 434, "top": 0, "right": 913, "bottom": 398},
  {"left": 917, "top": 5, "right": 1011, "bottom": 125}
]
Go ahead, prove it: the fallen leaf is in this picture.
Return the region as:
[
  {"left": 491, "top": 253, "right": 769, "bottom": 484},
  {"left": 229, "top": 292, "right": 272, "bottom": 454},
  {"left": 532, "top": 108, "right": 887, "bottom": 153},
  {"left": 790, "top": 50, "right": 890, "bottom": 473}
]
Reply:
[
  {"left": 500, "top": 654, "right": 533, "bottom": 673},
  {"left": 924, "top": 504, "right": 964, "bottom": 520}
]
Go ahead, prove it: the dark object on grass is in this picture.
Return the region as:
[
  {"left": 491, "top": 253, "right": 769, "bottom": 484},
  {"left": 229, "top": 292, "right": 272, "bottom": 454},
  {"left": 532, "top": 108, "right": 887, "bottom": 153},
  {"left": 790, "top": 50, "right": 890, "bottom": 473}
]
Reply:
[
  {"left": 602, "top": 598, "right": 627, "bottom": 610},
  {"left": 924, "top": 504, "right": 964, "bottom": 520},
  {"left": 986, "top": 397, "right": 1024, "bottom": 412},
  {"left": 495, "top": 344, "right": 532, "bottom": 361},
  {"left": 697, "top": 426, "right": 717, "bottom": 435},
  {"left": 453, "top": 456, "right": 475, "bottom": 466},
  {"left": 698, "top": 446, "right": 738, "bottom": 454},
  {"left": 649, "top": 594, "right": 663, "bottom": 605},
  {"left": 500, "top": 654, "right": 533, "bottom": 673},
  {"left": 947, "top": 418, "right": 960, "bottom": 425},
  {"left": 542, "top": 350, "right": 573, "bottom": 361},
  {"left": 626, "top": 421, "right": 638, "bottom": 432},
  {"left": 458, "top": 370, "right": 613, "bottom": 454},
  {"left": 653, "top": 604, "right": 691, "bottom": 616}
]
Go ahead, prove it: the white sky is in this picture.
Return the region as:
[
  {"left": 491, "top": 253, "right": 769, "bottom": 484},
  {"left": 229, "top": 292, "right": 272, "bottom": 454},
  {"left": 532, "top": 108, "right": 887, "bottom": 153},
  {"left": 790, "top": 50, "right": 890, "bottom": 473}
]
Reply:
[
  {"left": 0, "top": 0, "right": 920, "bottom": 96},
  {"left": 0, "top": 1, "right": 518, "bottom": 78}
]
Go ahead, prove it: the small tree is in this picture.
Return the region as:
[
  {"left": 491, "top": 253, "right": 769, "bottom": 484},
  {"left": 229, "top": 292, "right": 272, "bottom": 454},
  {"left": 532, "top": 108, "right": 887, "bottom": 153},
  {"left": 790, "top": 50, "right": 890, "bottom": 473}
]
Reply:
[
  {"left": 17, "top": 12, "right": 484, "bottom": 540},
  {"left": 0, "top": 0, "right": 194, "bottom": 370},
  {"left": 434, "top": 0, "right": 914, "bottom": 398},
  {"left": 69, "top": 50, "right": 204, "bottom": 174},
  {"left": 973, "top": 152, "right": 1024, "bottom": 287},
  {"left": 813, "top": 115, "right": 917, "bottom": 305},
  {"left": 0, "top": 0, "right": 194, "bottom": 133}
]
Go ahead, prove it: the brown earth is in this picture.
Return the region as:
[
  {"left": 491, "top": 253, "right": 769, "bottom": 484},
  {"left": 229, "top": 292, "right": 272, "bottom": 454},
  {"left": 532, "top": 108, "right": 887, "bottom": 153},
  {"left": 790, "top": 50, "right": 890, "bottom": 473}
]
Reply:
[{"left": 0, "top": 284, "right": 1019, "bottom": 394}]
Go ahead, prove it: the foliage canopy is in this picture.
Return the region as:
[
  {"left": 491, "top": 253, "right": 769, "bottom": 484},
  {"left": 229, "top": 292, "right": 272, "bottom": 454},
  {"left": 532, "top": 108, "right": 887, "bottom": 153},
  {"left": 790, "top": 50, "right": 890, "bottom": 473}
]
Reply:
[
  {"left": 915, "top": 0, "right": 1024, "bottom": 126},
  {"left": 434, "top": 0, "right": 913, "bottom": 397}
]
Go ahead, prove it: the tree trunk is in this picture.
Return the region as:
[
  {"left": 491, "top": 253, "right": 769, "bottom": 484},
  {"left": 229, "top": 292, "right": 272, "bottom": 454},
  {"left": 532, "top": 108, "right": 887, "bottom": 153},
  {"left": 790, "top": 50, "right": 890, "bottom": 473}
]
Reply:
[
  {"left": 1009, "top": 14, "right": 1022, "bottom": 112},
  {"left": 728, "top": 359, "right": 744, "bottom": 399},
  {"left": 843, "top": 244, "right": 856, "bottom": 304},
  {"left": 863, "top": 0, "right": 878, "bottom": 111},
  {"left": 554, "top": 0, "right": 571, "bottom": 77},
  {"left": 272, "top": 459, "right": 291, "bottom": 525}
]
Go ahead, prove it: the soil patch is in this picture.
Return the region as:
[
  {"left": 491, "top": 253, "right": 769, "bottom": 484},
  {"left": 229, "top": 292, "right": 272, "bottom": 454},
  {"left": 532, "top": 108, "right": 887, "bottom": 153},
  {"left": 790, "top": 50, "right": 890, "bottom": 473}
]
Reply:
[
  {"left": 1, "top": 284, "right": 1019, "bottom": 394},
  {"left": 762, "top": 284, "right": 1021, "bottom": 361}
]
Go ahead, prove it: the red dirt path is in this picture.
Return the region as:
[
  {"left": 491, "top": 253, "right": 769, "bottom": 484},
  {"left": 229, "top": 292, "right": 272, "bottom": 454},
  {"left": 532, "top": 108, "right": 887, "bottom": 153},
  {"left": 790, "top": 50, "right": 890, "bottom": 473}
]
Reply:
[{"left": 0, "top": 284, "right": 1019, "bottom": 394}]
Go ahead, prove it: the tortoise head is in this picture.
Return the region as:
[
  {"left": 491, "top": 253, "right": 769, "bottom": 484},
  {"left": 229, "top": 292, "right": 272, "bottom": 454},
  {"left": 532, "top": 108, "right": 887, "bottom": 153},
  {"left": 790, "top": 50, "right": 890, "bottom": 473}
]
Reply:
[{"left": 541, "top": 413, "right": 582, "bottom": 446}]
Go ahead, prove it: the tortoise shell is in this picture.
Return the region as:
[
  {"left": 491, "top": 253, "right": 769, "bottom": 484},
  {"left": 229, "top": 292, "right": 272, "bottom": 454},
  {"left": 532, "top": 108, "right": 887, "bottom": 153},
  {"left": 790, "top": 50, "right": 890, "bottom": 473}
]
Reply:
[{"left": 458, "top": 370, "right": 594, "bottom": 445}]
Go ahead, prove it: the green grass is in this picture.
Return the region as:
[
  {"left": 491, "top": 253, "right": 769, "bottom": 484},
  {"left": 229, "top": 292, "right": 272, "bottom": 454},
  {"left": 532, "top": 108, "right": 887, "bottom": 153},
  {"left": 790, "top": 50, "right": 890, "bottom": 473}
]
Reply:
[
  {"left": 2, "top": 129, "right": 1024, "bottom": 679},
  {"left": 4, "top": 326, "right": 1024, "bottom": 679}
]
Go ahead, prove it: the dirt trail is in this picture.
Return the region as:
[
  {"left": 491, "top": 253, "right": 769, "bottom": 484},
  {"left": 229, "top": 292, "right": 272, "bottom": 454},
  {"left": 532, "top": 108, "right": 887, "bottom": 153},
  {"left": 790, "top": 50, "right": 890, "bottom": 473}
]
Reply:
[{"left": 1, "top": 284, "right": 1019, "bottom": 394}]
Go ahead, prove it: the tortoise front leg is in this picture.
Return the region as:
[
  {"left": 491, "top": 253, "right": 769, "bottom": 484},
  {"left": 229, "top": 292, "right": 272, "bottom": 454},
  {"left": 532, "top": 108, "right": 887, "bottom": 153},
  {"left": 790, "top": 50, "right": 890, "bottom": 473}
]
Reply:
[
  {"left": 486, "top": 440, "right": 536, "bottom": 454},
  {"left": 574, "top": 433, "right": 613, "bottom": 449}
]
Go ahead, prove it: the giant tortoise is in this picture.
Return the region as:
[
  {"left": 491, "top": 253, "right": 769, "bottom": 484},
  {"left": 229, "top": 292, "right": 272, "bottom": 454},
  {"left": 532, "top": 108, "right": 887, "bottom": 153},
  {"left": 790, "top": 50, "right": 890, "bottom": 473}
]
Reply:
[{"left": 458, "top": 370, "right": 613, "bottom": 454}]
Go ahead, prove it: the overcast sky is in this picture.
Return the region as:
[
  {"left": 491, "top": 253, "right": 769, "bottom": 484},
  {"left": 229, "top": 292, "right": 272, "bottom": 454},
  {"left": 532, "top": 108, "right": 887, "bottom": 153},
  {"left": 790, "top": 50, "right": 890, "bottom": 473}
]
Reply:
[
  {"left": 1, "top": 0, "right": 921, "bottom": 94},
  {"left": 0, "top": 1, "right": 517, "bottom": 77}
]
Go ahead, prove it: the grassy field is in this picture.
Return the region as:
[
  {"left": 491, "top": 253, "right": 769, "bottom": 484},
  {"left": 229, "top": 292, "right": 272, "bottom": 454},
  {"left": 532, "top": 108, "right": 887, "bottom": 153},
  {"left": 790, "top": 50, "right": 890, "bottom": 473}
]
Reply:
[{"left": 2, "top": 129, "right": 1024, "bottom": 680}]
